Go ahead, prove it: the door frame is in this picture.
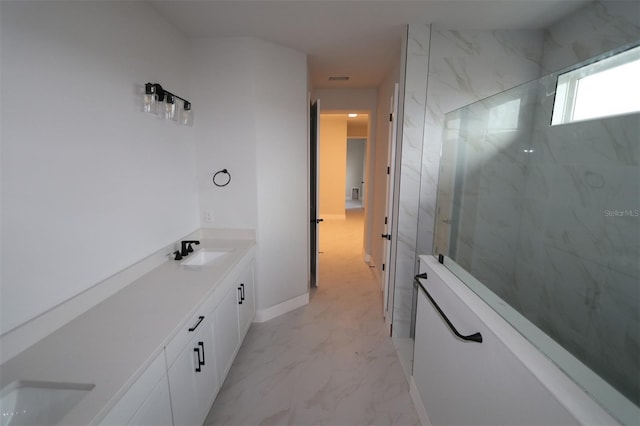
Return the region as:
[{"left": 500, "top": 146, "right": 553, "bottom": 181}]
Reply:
[
  {"left": 383, "top": 83, "right": 399, "bottom": 331},
  {"left": 309, "top": 99, "right": 321, "bottom": 287}
]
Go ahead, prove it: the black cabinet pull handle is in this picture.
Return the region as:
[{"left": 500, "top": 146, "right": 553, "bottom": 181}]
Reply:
[
  {"left": 414, "top": 273, "right": 482, "bottom": 343},
  {"left": 188, "top": 315, "right": 205, "bottom": 332},
  {"left": 238, "top": 287, "right": 243, "bottom": 304},
  {"left": 240, "top": 283, "right": 245, "bottom": 301},
  {"left": 198, "top": 341, "right": 205, "bottom": 366},
  {"left": 194, "top": 341, "right": 205, "bottom": 372},
  {"left": 194, "top": 347, "right": 202, "bottom": 372}
]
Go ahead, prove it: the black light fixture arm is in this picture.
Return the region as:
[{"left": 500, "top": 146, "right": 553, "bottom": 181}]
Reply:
[{"left": 146, "top": 82, "right": 191, "bottom": 109}]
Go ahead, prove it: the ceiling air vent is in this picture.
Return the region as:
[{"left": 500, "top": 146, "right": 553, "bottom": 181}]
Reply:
[{"left": 328, "top": 76, "right": 349, "bottom": 81}]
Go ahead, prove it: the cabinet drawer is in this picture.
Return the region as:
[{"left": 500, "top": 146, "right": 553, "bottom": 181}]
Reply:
[
  {"left": 164, "top": 282, "right": 222, "bottom": 368},
  {"left": 165, "top": 308, "right": 210, "bottom": 368}
]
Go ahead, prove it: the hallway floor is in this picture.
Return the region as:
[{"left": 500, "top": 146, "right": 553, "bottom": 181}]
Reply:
[{"left": 204, "top": 208, "right": 419, "bottom": 425}]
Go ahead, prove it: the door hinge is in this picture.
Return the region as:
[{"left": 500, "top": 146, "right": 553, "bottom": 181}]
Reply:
[
  {"left": 382, "top": 263, "right": 385, "bottom": 271},
  {"left": 389, "top": 113, "right": 393, "bottom": 122},
  {"left": 387, "top": 166, "right": 390, "bottom": 175},
  {"left": 384, "top": 216, "right": 388, "bottom": 225}
]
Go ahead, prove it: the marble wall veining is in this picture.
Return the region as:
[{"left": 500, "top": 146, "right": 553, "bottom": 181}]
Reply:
[
  {"left": 390, "top": 24, "right": 431, "bottom": 338},
  {"left": 542, "top": 0, "right": 640, "bottom": 73},
  {"left": 417, "top": 28, "right": 544, "bottom": 259},
  {"left": 440, "top": 62, "right": 640, "bottom": 409},
  {"left": 518, "top": 71, "right": 639, "bottom": 404}
]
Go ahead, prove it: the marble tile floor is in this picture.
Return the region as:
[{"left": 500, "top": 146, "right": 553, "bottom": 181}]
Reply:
[{"left": 204, "top": 209, "right": 420, "bottom": 426}]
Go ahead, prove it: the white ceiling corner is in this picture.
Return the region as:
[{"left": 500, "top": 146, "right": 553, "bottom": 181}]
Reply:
[{"left": 148, "top": 0, "right": 592, "bottom": 89}]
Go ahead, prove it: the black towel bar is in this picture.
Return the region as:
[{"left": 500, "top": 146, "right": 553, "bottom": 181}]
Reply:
[{"left": 414, "top": 273, "right": 483, "bottom": 343}]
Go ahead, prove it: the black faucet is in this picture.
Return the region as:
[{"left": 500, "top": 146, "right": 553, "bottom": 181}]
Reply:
[{"left": 180, "top": 240, "right": 200, "bottom": 257}]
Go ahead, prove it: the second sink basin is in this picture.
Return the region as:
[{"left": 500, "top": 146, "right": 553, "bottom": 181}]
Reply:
[
  {"left": 181, "top": 249, "right": 229, "bottom": 267},
  {"left": 0, "top": 380, "right": 94, "bottom": 426}
]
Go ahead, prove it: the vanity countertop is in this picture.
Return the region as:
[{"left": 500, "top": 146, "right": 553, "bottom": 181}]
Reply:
[{"left": 0, "top": 238, "right": 256, "bottom": 425}]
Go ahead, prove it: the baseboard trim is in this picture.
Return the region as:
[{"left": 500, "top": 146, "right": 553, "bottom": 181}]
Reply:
[
  {"left": 254, "top": 292, "right": 309, "bottom": 323},
  {"left": 409, "top": 376, "right": 431, "bottom": 426}
]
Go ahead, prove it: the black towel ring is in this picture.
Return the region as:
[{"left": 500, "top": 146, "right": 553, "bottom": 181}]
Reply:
[{"left": 213, "top": 169, "right": 231, "bottom": 187}]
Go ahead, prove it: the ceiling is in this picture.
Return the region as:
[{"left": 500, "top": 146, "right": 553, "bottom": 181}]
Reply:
[{"left": 149, "top": 0, "right": 591, "bottom": 89}]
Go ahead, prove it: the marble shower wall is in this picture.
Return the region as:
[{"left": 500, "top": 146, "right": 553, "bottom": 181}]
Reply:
[
  {"left": 431, "top": 0, "right": 640, "bottom": 406},
  {"left": 542, "top": 0, "right": 640, "bottom": 74},
  {"left": 390, "top": 26, "right": 544, "bottom": 338},
  {"left": 521, "top": 0, "right": 640, "bottom": 404},
  {"left": 391, "top": 24, "right": 430, "bottom": 338},
  {"left": 516, "top": 78, "right": 639, "bottom": 402},
  {"left": 417, "top": 27, "right": 544, "bottom": 256},
  {"left": 446, "top": 82, "right": 539, "bottom": 299}
]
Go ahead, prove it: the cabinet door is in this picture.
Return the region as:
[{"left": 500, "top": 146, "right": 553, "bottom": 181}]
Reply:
[
  {"left": 167, "top": 338, "right": 201, "bottom": 426},
  {"left": 214, "top": 284, "right": 240, "bottom": 382},
  {"left": 194, "top": 321, "right": 219, "bottom": 423},
  {"left": 168, "top": 316, "right": 220, "bottom": 426},
  {"left": 128, "top": 374, "right": 172, "bottom": 426},
  {"left": 238, "top": 265, "right": 255, "bottom": 338}
]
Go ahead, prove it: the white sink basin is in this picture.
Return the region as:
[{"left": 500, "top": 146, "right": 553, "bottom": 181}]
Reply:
[
  {"left": 180, "top": 249, "right": 229, "bottom": 267},
  {"left": 0, "top": 380, "right": 94, "bottom": 426}
]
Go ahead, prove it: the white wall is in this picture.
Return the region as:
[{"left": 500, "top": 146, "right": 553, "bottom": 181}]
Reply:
[
  {"left": 190, "top": 38, "right": 258, "bottom": 229},
  {"left": 190, "top": 37, "right": 308, "bottom": 312},
  {"left": 0, "top": 1, "right": 199, "bottom": 336},
  {"left": 253, "top": 39, "right": 309, "bottom": 310}
]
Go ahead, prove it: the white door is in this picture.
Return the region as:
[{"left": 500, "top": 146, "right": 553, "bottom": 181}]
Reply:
[{"left": 382, "top": 83, "right": 399, "bottom": 330}]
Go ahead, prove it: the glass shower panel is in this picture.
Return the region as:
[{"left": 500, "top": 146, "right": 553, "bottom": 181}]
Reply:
[{"left": 434, "top": 46, "right": 640, "bottom": 416}]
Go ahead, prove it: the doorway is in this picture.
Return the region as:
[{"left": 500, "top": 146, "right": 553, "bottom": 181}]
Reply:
[
  {"left": 316, "top": 112, "right": 370, "bottom": 283},
  {"left": 346, "top": 138, "right": 366, "bottom": 210}
]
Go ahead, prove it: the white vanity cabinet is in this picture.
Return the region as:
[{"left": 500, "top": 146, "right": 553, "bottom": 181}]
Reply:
[
  {"left": 97, "top": 249, "right": 256, "bottom": 426},
  {"left": 167, "top": 314, "right": 218, "bottom": 426}
]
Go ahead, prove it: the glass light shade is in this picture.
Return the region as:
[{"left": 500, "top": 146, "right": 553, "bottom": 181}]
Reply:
[
  {"left": 180, "top": 102, "right": 193, "bottom": 126},
  {"left": 143, "top": 84, "right": 158, "bottom": 114},
  {"left": 164, "top": 95, "right": 177, "bottom": 121}
]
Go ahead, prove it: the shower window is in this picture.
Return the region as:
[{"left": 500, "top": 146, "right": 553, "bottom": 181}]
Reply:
[{"left": 552, "top": 45, "right": 640, "bottom": 125}]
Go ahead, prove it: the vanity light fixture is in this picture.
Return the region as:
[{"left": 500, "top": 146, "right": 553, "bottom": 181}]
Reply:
[{"left": 143, "top": 82, "right": 193, "bottom": 126}]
